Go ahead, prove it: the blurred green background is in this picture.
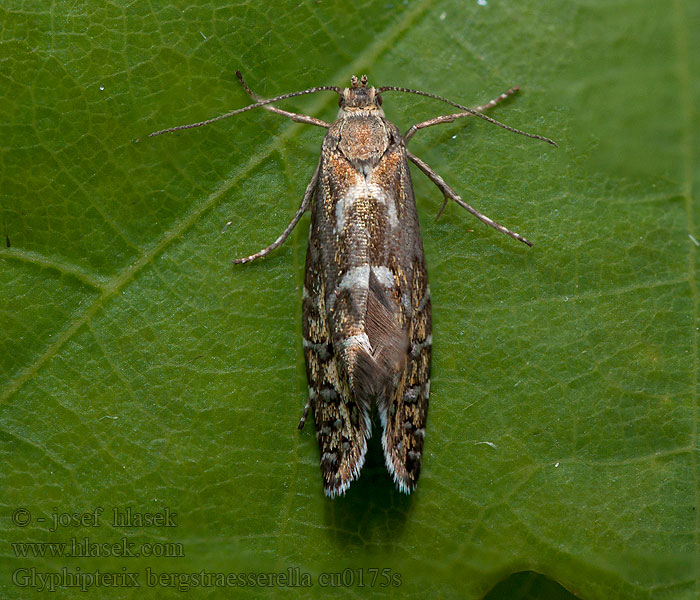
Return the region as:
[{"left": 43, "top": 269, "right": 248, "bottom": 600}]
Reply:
[{"left": 1, "top": 0, "right": 698, "bottom": 598}]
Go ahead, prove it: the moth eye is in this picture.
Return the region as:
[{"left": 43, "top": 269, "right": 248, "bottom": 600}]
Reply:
[
  {"left": 338, "top": 96, "right": 343, "bottom": 107},
  {"left": 377, "top": 94, "right": 383, "bottom": 106}
]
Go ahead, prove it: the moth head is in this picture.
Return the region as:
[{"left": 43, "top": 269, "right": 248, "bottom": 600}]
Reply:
[{"left": 338, "top": 74, "right": 384, "bottom": 113}]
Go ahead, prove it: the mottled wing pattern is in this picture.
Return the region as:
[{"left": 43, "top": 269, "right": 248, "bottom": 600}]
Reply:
[
  {"left": 302, "top": 177, "right": 371, "bottom": 498},
  {"left": 377, "top": 146, "right": 432, "bottom": 494},
  {"left": 302, "top": 110, "right": 431, "bottom": 497}
]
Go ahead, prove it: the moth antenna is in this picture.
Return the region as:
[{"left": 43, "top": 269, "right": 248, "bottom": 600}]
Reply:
[
  {"left": 149, "top": 74, "right": 342, "bottom": 138},
  {"left": 377, "top": 86, "right": 557, "bottom": 147}
]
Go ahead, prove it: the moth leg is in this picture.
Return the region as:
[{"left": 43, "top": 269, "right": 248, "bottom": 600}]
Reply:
[
  {"left": 407, "top": 150, "right": 532, "bottom": 247},
  {"left": 297, "top": 398, "right": 311, "bottom": 430},
  {"left": 236, "top": 71, "right": 330, "bottom": 129},
  {"left": 403, "top": 87, "right": 519, "bottom": 143},
  {"left": 232, "top": 159, "right": 321, "bottom": 264}
]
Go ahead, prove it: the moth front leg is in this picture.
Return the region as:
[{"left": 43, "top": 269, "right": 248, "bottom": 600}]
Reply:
[
  {"left": 403, "top": 87, "right": 520, "bottom": 143},
  {"left": 235, "top": 71, "right": 331, "bottom": 129}
]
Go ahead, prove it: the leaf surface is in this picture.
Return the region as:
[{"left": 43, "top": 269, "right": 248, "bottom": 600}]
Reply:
[{"left": 1, "top": 1, "right": 698, "bottom": 598}]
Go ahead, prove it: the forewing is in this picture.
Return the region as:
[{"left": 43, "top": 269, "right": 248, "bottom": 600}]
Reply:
[
  {"left": 379, "top": 145, "right": 432, "bottom": 493},
  {"left": 302, "top": 175, "right": 371, "bottom": 498}
]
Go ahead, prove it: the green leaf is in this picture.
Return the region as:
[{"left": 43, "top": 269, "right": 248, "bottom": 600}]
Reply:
[{"left": 1, "top": 0, "right": 698, "bottom": 598}]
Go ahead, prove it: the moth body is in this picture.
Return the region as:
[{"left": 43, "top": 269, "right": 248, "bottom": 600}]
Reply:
[
  {"left": 149, "top": 71, "right": 557, "bottom": 498},
  {"left": 303, "top": 79, "right": 431, "bottom": 496}
]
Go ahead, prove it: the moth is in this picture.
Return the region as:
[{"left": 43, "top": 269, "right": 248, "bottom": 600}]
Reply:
[{"left": 150, "top": 72, "right": 556, "bottom": 497}]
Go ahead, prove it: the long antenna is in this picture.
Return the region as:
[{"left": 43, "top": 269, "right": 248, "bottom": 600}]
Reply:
[
  {"left": 378, "top": 85, "right": 557, "bottom": 147},
  {"left": 149, "top": 80, "right": 342, "bottom": 138}
]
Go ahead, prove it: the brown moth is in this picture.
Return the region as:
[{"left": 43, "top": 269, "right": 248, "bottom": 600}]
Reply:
[{"left": 150, "top": 72, "right": 556, "bottom": 497}]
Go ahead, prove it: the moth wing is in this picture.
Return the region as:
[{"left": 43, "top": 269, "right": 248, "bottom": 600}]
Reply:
[
  {"left": 379, "top": 149, "right": 432, "bottom": 493},
  {"left": 302, "top": 209, "right": 371, "bottom": 498}
]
